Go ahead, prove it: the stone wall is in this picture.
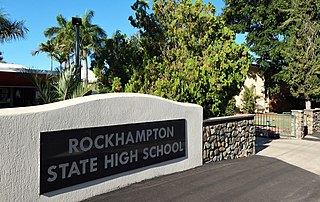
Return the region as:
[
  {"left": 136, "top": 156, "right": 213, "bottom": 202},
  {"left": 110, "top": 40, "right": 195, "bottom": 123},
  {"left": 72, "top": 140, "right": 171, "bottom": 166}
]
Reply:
[
  {"left": 304, "top": 109, "right": 320, "bottom": 135},
  {"left": 203, "top": 115, "right": 255, "bottom": 163},
  {"left": 291, "top": 110, "right": 305, "bottom": 139}
]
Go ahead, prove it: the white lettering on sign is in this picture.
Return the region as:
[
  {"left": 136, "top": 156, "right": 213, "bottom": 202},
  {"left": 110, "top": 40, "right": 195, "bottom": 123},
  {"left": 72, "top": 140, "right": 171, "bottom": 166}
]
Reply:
[
  {"left": 94, "top": 135, "right": 104, "bottom": 149},
  {"left": 102, "top": 141, "right": 183, "bottom": 169},
  {"left": 136, "top": 130, "right": 146, "bottom": 142},
  {"left": 47, "top": 166, "right": 57, "bottom": 182},
  {"left": 80, "top": 137, "right": 93, "bottom": 152},
  {"left": 104, "top": 149, "right": 139, "bottom": 169},
  {"left": 68, "top": 126, "right": 175, "bottom": 153},
  {"left": 143, "top": 141, "right": 184, "bottom": 160},
  {"left": 41, "top": 120, "right": 185, "bottom": 195},
  {"left": 46, "top": 157, "right": 98, "bottom": 182}
]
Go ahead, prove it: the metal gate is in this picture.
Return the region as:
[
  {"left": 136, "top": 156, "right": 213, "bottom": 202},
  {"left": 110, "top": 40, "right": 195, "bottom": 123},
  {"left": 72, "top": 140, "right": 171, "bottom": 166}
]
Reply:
[{"left": 255, "top": 113, "right": 296, "bottom": 138}]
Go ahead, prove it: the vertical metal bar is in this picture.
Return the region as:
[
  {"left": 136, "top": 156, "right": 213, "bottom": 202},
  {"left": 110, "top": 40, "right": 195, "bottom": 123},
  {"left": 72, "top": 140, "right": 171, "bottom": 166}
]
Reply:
[
  {"left": 284, "top": 115, "right": 286, "bottom": 136},
  {"left": 281, "top": 115, "right": 287, "bottom": 136}
]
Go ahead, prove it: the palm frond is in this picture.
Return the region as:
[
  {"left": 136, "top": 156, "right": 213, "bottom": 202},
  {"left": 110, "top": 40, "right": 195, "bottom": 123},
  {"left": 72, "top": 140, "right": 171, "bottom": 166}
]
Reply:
[
  {"left": 70, "top": 82, "right": 96, "bottom": 99},
  {"left": 54, "top": 65, "right": 77, "bottom": 100},
  {"left": 20, "top": 69, "right": 58, "bottom": 104},
  {"left": 0, "top": 12, "right": 28, "bottom": 43}
]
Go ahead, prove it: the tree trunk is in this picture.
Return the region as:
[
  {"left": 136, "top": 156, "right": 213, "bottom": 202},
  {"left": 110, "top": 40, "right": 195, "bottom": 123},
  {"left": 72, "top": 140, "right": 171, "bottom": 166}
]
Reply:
[
  {"left": 50, "top": 55, "right": 53, "bottom": 72},
  {"left": 59, "top": 63, "right": 63, "bottom": 74},
  {"left": 82, "top": 50, "right": 88, "bottom": 83}
]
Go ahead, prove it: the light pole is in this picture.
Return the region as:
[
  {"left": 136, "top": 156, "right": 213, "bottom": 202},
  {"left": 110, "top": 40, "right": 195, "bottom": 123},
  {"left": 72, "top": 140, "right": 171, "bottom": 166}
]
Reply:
[{"left": 72, "top": 17, "right": 82, "bottom": 81}]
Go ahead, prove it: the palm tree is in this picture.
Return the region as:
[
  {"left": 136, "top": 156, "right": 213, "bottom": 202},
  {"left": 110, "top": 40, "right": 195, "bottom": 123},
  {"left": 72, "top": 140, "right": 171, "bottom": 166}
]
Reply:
[
  {"left": 32, "top": 40, "right": 56, "bottom": 71},
  {"left": 33, "top": 39, "right": 72, "bottom": 72},
  {"left": 0, "top": 10, "right": 28, "bottom": 43},
  {"left": 51, "top": 47, "right": 69, "bottom": 72},
  {"left": 43, "top": 11, "right": 106, "bottom": 81},
  {"left": 44, "top": 14, "right": 74, "bottom": 68},
  {"left": 79, "top": 10, "right": 106, "bottom": 82}
]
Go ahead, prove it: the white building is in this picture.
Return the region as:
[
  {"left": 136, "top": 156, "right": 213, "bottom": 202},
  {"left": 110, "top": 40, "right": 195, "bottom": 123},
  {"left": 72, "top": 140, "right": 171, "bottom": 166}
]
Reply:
[{"left": 235, "top": 66, "right": 269, "bottom": 113}]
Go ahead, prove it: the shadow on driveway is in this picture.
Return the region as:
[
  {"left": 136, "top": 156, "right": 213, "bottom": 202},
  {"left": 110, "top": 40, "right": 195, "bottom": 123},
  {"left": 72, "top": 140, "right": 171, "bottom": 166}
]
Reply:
[
  {"left": 303, "top": 132, "right": 320, "bottom": 142},
  {"left": 83, "top": 156, "right": 320, "bottom": 202},
  {"left": 255, "top": 137, "right": 275, "bottom": 153}
]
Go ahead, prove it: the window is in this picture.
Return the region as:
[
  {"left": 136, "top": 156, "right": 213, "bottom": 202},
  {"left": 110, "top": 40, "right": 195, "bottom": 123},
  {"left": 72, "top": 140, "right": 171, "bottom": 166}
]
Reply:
[{"left": 0, "top": 88, "right": 9, "bottom": 103}]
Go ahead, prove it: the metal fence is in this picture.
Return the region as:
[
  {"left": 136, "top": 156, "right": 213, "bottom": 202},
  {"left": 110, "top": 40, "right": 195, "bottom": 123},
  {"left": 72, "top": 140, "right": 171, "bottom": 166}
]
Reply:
[{"left": 255, "top": 113, "right": 296, "bottom": 138}]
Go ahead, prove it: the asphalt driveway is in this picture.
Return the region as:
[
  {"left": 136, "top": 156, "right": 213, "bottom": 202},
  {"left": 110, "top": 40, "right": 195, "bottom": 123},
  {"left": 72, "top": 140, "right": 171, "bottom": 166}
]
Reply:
[{"left": 84, "top": 136, "right": 320, "bottom": 202}]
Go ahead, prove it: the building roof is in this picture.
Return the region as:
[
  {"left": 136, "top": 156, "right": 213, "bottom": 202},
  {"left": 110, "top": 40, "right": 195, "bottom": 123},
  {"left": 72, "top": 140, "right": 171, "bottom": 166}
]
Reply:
[
  {"left": 0, "top": 63, "right": 28, "bottom": 73},
  {"left": 0, "top": 63, "right": 97, "bottom": 83}
]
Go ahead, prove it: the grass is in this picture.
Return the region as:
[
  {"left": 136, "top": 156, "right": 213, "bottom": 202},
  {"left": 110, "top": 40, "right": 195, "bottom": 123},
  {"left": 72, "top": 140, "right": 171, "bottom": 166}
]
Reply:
[{"left": 255, "top": 113, "right": 294, "bottom": 136}]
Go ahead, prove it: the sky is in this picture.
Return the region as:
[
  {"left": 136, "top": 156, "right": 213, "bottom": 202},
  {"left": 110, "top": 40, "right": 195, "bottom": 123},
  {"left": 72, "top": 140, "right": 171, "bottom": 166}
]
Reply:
[{"left": 0, "top": 0, "right": 244, "bottom": 70}]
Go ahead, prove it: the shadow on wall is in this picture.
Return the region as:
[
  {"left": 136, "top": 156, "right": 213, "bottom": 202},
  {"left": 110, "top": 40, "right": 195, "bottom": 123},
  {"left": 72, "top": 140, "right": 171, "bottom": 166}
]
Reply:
[{"left": 255, "top": 128, "right": 280, "bottom": 139}]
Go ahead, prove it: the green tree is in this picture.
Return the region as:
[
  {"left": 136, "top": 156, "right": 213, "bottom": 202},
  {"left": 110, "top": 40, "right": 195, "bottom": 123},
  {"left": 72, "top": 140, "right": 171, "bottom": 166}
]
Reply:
[
  {"left": 44, "top": 11, "right": 106, "bottom": 78},
  {"left": 129, "top": 0, "right": 164, "bottom": 61},
  {"left": 91, "top": 31, "right": 142, "bottom": 91},
  {"left": 279, "top": 0, "right": 320, "bottom": 107},
  {"left": 32, "top": 40, "right": 56, "bottom": 71},
  {"left": 79, "top": 10, "right": 106, "bottom": 82},
  {"left": 222, "top": 0, "right": 290, "bottom": 93},
  {"left": 33, "top": 38, "right": 71, "bottom": 72},
  {"left": 0, "top": 9, "right": 28, "bottom": 62},
  {"left": 0, "top": 10, "right": 28, "bottom": 43},
  {"left": 126, "top": 0, "right": 250, "bottom": 117},
  {"left": 44, "top": 14, "right": 74, "bottom": 69},
  {"left": 241, "top": 85, "right": 260, "bottom": 114}
]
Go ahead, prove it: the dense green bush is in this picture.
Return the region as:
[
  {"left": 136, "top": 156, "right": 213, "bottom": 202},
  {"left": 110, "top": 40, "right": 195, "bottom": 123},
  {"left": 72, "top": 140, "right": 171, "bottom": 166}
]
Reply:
[
  {"left": 241, "top": 85, "right": 260, "bottom": 114},
  {"left": 125, "top": 0, "right": 250, "bottom": 117}
]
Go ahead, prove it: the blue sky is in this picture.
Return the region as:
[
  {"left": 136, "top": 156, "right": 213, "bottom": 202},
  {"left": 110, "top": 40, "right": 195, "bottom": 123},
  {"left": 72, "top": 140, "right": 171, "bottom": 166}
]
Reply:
[{"left": 0, "top": 0, "right": 244, "bottom": 70}]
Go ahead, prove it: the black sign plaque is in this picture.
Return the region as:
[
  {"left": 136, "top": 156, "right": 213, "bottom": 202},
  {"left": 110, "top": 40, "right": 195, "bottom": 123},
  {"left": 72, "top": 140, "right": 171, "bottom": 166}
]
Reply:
[{"left": 40, "top": 119, "right": 186, "bottom": 194}]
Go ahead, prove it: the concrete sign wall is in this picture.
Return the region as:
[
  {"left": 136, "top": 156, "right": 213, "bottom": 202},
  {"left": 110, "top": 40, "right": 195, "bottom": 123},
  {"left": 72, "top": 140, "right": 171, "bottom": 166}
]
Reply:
[{"left": 0, "top": 93, "right": 202, "bottom": 202}]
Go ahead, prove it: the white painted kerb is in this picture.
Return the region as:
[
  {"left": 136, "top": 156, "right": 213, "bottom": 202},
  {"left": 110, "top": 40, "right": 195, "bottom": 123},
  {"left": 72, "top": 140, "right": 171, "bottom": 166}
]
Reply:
[{"left": 0, "top": 93, "right": 202, "bottom": 202}]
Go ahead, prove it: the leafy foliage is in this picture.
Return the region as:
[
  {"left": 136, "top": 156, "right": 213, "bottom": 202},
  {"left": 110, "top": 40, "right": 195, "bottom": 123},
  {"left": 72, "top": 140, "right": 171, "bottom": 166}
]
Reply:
[
  {"left": 0, "top": 9, "right": 28, "bottom": 44},
  {"left": 22, "top": 66, "right": 95, "bottom": 104},
  {"left": 279, "top": 0, "right": 320, "bottom": 100},
  {"left": 223, "top": 0, "right": 290, "bottom": 93},
  {"left": 36, "top": 10, "right": 106, "bottom": 72},
  {"left": 125, "top": 0, "right": 250, "bottom": 117},
  {"left": 0, "top": 9, "right": 28, "bottom": 62},
  {"left": 223, "top": 0, "right": 320, "bottom": 108},
  {"left": 241, "top": 85, "right": 260, "bottom": 114},
  {"left": 91, "top": 31, "right": 142, "bottom": 91},
  {"left": 32, "top": 40, "right": 58, "bottom": 71},
  {"left": 43, "top": 14, "right": 74, "bottom": 69}
]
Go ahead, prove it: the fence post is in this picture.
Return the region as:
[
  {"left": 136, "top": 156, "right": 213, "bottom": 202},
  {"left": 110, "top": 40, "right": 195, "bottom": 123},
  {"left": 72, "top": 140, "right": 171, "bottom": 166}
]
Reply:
[
  {"left": 291, "top": 110, "right": 304, "bottom": 139},
  {"left": 313, "top": 109, "right": 320, "bottom": 133},
  {"left": 304, "top": 109, "right": 314, "bottom": 135}
]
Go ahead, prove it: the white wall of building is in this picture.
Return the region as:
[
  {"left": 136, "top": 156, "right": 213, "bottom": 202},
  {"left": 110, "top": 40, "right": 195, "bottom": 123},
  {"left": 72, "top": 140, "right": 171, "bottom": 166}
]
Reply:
[
  {"left": 235, "top": 70, "right": 268, "bottom": 113},
  {"left": 0, "top": 93, "right": 203, "bottom": 201}
]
